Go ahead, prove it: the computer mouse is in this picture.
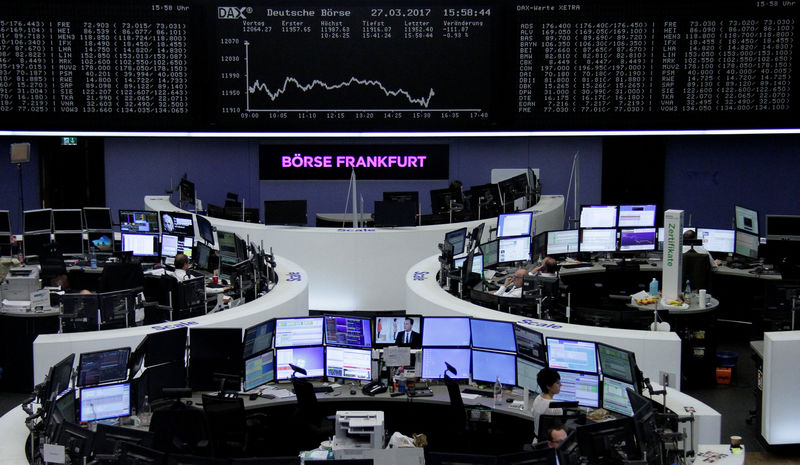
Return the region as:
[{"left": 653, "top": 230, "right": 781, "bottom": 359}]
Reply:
[
  {"left": 650, "top": 262, "right": 657, "bottom": 266},
  {"left": 505, "top": 398, "right": 514, "bottom": 403},
  {"left": 350, "top": 389, "right": 357, "bottom": 395},
  {"left": 249, "top": 393, "right": 259, "bottom": 401}
]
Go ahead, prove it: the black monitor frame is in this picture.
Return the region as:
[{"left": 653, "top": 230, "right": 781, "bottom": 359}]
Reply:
[
  {"left": 23, "top": 232, "right": 51, "bottom": 258},
  {"left": 188, "top": 327, "right": 244, "bottom": 391},
  {"left": 575, "top": 417, "right": 640, "bottom": 464},
  {"left": 243, "top": 319, "right": 276, "bottom": 359},
  {"left": 766, "top": 215, "right": 800, "bottom": 242},
  {"left": 445, "top": 227, "right": 468, "bottom": 256},
  {"left": 243, "top": 349, "right": 276, "bottom": 391},
  {"left": 77, "top": 347, "right": 131, "bottom": 387},
  {"left": 88, "top": 231, "right": 115, "bottom": 255},
  {"left": 374, "top": 200, "right": 417, "bottom": 227},
  {"left": 264, "top": 199, "right": 308, "bottom": 226},
  {"left": 60, "top": 294, "right": 100, "bottom": 332},
  {"left": 83, "top": 207, "right": 113, "bottom": 231},
  {"left": 179, "top": 178, "right": 196, "bottom": 205},
  {"left": 52, "top": 209, "right": 84, "bottom": 232},
  {"left": 324, "top": 314, "right": 373, "bottom": 349},
  {"left": 497, "top": 173, "right": 529, "bottom": 209},
  {"left": 159, "top": 211, "right": 195, "bottom": 237},
  {"left": 0, "top": 209, "right": 10, "bottom": 234},
  {"left": 144, "top": 327, "right": 188, "bottom": 368},
  {"left": 196, "top": 215, "right": 215, "bottom": 245},
  {"left": 465, "top": 183, "right": 500, "bottom": 218},
  {"left": 430, "top": 187, "right": 461, "bottom": 215},
  {"left": 480, "top": 239, "right": 499, "bottom": 268},
  {"left": 54, "top": 232, "right": 85, "bottom": 256},
  {"left": 119, "top": 209, "right": 160, "bottom": 235},
  {"left": 514, "top": 324, "right": 546, "bottom": 364},
  {"left": 98, "top": 289, "right": 138, "bottom": 327},
  {"left": 734, "top": 204, "right": 760, "bottom": 235},
  {"left": 596, "top": 343, "right": 638, "bottom": 386},
  {"left": 383, "top": 191, "right": 419, "bottom": 204},
  {"left": 421, "top": 316, "right": 472, "bottom": 348},
  {"left": 373, "top": 314, "right": 423, "bottom": 348},
  {"left": 24, "top": 208, "right": 53, "bottom": 233}
]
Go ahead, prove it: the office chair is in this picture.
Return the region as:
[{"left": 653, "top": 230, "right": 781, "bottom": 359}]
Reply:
[
  {"left": 149, "top": 401, "right": 212, "bottom": 457},
  {"left": 436, "top": 373, "right": 469, "bottom": 451},
  {"left": 200, "top": 394, "right": 249, "bottom": 457},
  {"left": 39, "top": 241, "right": 68, "bottom": 287},
  {"left": 683, "top": 249, "right": 712, "bottom": 292},
  {"left": 93, "top": 423, "right": 155, "bottom": 456},
  {"left": 98, "top": 262, "right": 144, "bottom": 293},
  {"left": 118, "top": 442, "right": 166, "bottom": 465},
  {"left": 289, "top": 376, "right": 334, "bottom": 451}
]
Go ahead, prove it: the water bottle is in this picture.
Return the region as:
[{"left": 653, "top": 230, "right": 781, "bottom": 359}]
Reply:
[
  {"left": 90, "top": 245, "right": 97, "bottom": 269},
  {"left": 684, "top": 280, "right": 692, "bottom": 299},
  {"left": 139, "top": 395, "right": 152, "bottom": 427},
  {"left": 494, "top": 376, "right": 503, "bottom": 406},
  {"left": 649, "top": 278, "right": 659, "bottom": 296}
]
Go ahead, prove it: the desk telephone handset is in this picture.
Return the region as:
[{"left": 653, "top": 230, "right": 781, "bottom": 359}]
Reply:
[{"left": 362, "top": 381, "right": 388, "bottom": 396}]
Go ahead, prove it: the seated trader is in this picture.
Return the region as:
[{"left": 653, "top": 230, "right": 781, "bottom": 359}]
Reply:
[
  {"left": 494, "top": 268, "right": 528, "bottom": 297},
  {"left": 394, "top": 317, "right": 422, "bottom": 348},
  {"left": 532, "top": 368, "right": 564, "bottom": 437},
  {"left": 531, "top": 256, "right": 558, "bottom": 276},
  {"left": 683, "top": 230, "right": 721, "bottom": 268},
  {"left": 546, "top": 426, "right": 568, "bottom": 448},
  {"left": 171, "top": 254, "right": 195, "bottom": 281}
]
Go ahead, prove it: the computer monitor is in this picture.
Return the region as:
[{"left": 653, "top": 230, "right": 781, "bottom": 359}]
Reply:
[
  {"left": 56, "top": 421, "right": 95, "bottom": 458},
  {"left": 430, "top": 187, "right": 460, "bottom": 214},
  {"left": 575, "top": 417, "right": 639, "bottom": 464},
  {"left": 469, "top": 223, "right": 485, "bottom": 248},
  {"left": 546, "top": 338, "right": 598, "bottom": 373},
  {"left": 121, "top": 233, "right": 159, "bottom": 257},
  {"left": 374, "top": 315, "right": 422, "bottom": 347},
  {"left": 88, "top": 232, "right": 114, "bottom": 254},
  {"left": 516, "top": 357, "right": 545, "bottom": 394},
  {"left": 83, "top": 207, "right": 112, "bottom": 231},
  {"left": 196, "top": 215, "right": 215, "bottom": 245},
  {"left": 243, "top": 351, "right": 275, "bottom": 391},
  {"left": 275, "top": 346, "right": 325, "bottom": 380},
  {"left": 188, "top": 328, "right": 243, "bottom": 391},
  {"left": 0, "top": 210, "right": 10, "bottom": 233},
  {"left": 421, "top": 348, "right": 470, "bottom": 379},
  {"left": 618, "top": 228, "right": 657, "bottom": 252},
  {"left": 60, "top": 294, "right": 99, "bottom": 332},
  {"left": 79, "top": 382, "right": 131, "bottom": 422},
  {"left": 193, "top": 242, "right": 214, "bottom": 271},
  {"left": 324, "top": 316, "right": 372, "bottom": 349},
  {"left": 579, "top": 228, "right": 617, "bottom": 253},
  {"left": 23, "top": 232, "right": 51, "bottom": 257},
  {"left": 119, "top": 210, "right": 160, "bottom": 234},
  {"left": 160, "top": 211, "right": 194, "bottom": 237},
  {"left": 480, "top": 239, "right": 499, "bottom": 268},
  {"left": 735, "top": 230, "right": 760, "bottom": 260},
  {"left": 383, "top": 191, "right": 419, "bottom": 204},
  {"left": 243, "top": 319, "right": 275, "bottom": 359},
  {"left": 179, "top": 178, "right": 196, "bottom": 205},
  {"left": 24, "top": 209, "right": 53, "bottom": 233},
  {"left": 602, "top": 378, "right": 635, "bottom": 417},
  {"left": 52, "top": 209, "right": 83, "bottom": 232},
  {"left": 77, "top": 348, "right": 130, "bottom": 387},
  {"left": 597, "top": 343, "right": 638, "bottom": 385},
  {"left": 556, "top": 431, "right": 581, "bottom": 465},
  {"left": 546, "top": 230, "right": 579, "bottom": 255},
  {"left": 658, "top": 227, "right": 696, "bottom": 249},
  {"left": 553, "top": 371, "right": 600, "bottom": 408},
  {"left": 374, "top": 201, "right": 416, "bottom": 227},
  {"left": 55, "top": 389, "right": 76, "bottom": 424},
  {"left": 470, "top": 319, "right": 516, "bottom": 352},
  {"left": 454, "top": 254, "right": 483, "bottom": 274},
  {"left": 498, "top": 212, "right": 533, "bottom": 238},
  {"left": 217, "top": 231, "right": 237, "bottom": 258},
  {"left": 160, "top": 234, "right": 193, "bottom": 259},
  {"left": 274, "top": 317, "right": 325, "bottom": 348},
  {"left": 264, "top": 200, "right": 308, "bottom": 226},
  {"left": 579, "top": 205, "right": 618, "bottom": 229},
  {"left": 53, "top": 232, "right": 84, "bottom": 256},
  {"left": 48, "top": 354, "right": 76, "bottom": 401},
  {"left": 471, "top": 349, "right": 516, "bottom": 385},
  {"left": 98, "top": 289, "right": 136, "bottom": 327},
  {"left": 466, "top": 183, "right": 500, "bottom": 216},
  {"left": 498, "top": 235, "right": 531, "bottom": 263},
  {"left": 766, "top": 215, "right": 800, "bottom": 241},
  {"left": 142, "top": 327, "right": 187, "bottom": 368},
  {"left": 515, "top": 325, "right": 546, "bottom": 364},
  {"left": 422, "top": 317, "right": 471, "bottom": 347},
  {"left": 498, "top": 173, "right": 529, "bottom": 205},
  {"left": 697, "top": 228, "right": 735, "bottom": 253},
  {"left": 617, "top": 204, "right": 656, "bottom": 228},
  {"left": 445, "top": 227, "right": 468, "bottom": 255},
  {"left": 326, "top": 346, "right": 373, "bottom": 381},
  {"left": 735, "top": 205, "right": 759, "bottom": 235}
]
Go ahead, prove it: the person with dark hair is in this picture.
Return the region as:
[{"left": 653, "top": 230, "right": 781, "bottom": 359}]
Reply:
[
  {"left": 532, "top": 367, "right": 564, "bottom": 436},
  {"left": 172, "top": 253, "right": 192, "bottom": 281},
  {"left": 394, "top": 317, "right": 421, "bottom": 348},
  {"left": 684, "top": 229, "right": 721, "bottom": 267}
]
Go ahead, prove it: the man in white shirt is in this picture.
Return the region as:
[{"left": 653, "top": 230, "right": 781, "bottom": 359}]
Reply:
[
  {"left": 494, "top": 268, "right": 527, "bottom": 297},
  {"left": 172, "top": 253, "right": 193, "bottom": 281}
]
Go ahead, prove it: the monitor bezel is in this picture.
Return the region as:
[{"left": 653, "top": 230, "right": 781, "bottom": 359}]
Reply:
[
  {"left": 324, "top": 314, "right": 374, "bottom": 349},
  {"left": 497, "top": 211, "right": 533, "bottom": 238},
  {"left": 118, "top": 209, "right": 160, "bottom": 235},
  {"left": 324, "top": 346, "right": 374, "bottom": 382},
  {"left": 470, "top": 348, "right": 517, "bottom": 385},
  {"left": 76, "top": 347, "right": 131, "bottom": 388},
  {"left": 273, "top": 316, "right": 326, "bottom": 348},
  {"left": 579, "top": 204, "right": 619, "bottom": 229},
  {"left": 545, "top": 337, "right": 599, "bottom": 374},
  {"left": 469, "top": 318, "right": 516, "bottom": 353},
  {"left": 79, "top": 382, "right": 132, "bottom": 423},
  {"left": 421, "top": 316, "right": 472, "bottom": 348},
  {"left": 243, "top": 349, "right": 276, "bottom": 391},
  {"left": 497, "top": 234, "right": 532, "bottom": 264}
]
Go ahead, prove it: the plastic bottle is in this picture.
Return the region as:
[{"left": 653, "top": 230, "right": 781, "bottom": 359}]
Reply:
[
  {"left": 494, "top": 376, "right": 503, "bottom": 406},
  {"left": 90, "top": 245, "right": 97, "bottom": 269},
  {"left": 139, "top": 395, "right": 152, "bottom": 427},
  {"left": 649, "top": 278, "right": 659, "bottom": 296},
  {"left": 684, "top": 280, "right": 692, "bottom": 299}
]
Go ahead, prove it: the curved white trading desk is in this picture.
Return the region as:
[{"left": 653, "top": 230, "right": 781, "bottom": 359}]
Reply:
[
  {"left": 146, "top": 194, "right": 564, "bottom": 311},
  {"left": 31, "top": 256, "right": 308, "bottom": 387}
]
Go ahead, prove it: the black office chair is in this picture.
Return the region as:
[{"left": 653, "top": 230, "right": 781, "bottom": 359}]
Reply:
[
  {"left": 118, "top": 442, "right": 166, "bottom": 465},
  {"left": 99, "top": 262, "right": 145, "bottom": 293},
  {"left": 39, "top": 241, "right": 68, "bottom": 287},
  {"left": 288, "top": 376, "right": 334, "bottom": 451},
  {"left": 683, "top": 249, "right": 712, "bottom": 293},
  {"left": 93, "top": 423, "right": 155, "bottom": 456},
  {"left": 201, "top": 394, "right": 249, "bottom": 457},
  {"left": 149, "top": 402, "right": 212, "bottom": 457}
]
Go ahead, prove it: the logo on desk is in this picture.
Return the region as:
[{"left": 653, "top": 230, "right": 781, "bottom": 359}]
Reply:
[
  {"left": 413, "top": 271, "right": 430, "bottom": 281},
  {"left": 287, "top": 272, "right": 303, "bottom": 282},
  {"left": 518, "top": 319, "right": 563, "bottom": 330},
  {"left": 152, "top": 320, "right": 199, "bottom": 331},
  {"left": 336, "top": 228, "right": 376, "bottom": 232}
]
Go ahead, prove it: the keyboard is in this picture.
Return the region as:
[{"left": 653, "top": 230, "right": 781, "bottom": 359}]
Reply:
[
  {"left": 462, "top": 388, "right": 493, "bottom": 398},
  {"left": 728, "top": 262, "right": 757, "bottom": 270},
  {"left": 560, "top": 262, "right": 594, "bottom": 269},
  {"left": 313, "top": 386, "right": 334, "bottom": 393}
]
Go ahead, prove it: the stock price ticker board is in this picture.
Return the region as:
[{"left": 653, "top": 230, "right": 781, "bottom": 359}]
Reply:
[{"left": 0, "top": 0, "right": 797, "bottom": 132}]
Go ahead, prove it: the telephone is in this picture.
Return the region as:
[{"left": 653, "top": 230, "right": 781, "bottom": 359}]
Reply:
[{"left": 361, "top": 381, "right": 387, "bottom": 396}]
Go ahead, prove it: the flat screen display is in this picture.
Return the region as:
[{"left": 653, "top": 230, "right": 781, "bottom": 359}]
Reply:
[
  {"left": 121, "top": 233, "right": 159, "bottom": 257},
  {"left": 454, "top": 254, "right": 484, "bottom": 274},
  {"left": 0, "top": 210, "right": 10, "bottom": 233},
  {"left": 619, "top": 228, "right": 656, "bottom": 252},
  {"left": 547, "top": 230, "right": 579, "bottom": 255},
  {"left": 23, "top": 232, "right": 51, "bottom": 257},
  {"left": 324, "top": 316, "right": 372, "bottom": 349},
  {"left": 275, "top": 346, "right": 325, "bottom": 380},
  {"left": 602, "top": 378, "right": 635, "bottom": 417},
  {"left": 517, "top": 357, "right": 545, "bottom": 394},
  {"left": 766, "top": 215, "right": 800, "bottom": 241},
  {"left": 553, "top": 371, "right": 600, "bottom": 408},
  {"left": 421, "top": 348, "right": 470, "bottom": 380},
  {"left": 244, "top": 351, "right": 275, "bottom": 391},
  {"left": 735, "top": 205, "right": 759, "bottom": 235},
  {"left": 77, "top": 348, "right": 130, "bottom": 387},
  {"left": 546, "top": 338, "right": 598, "bottom": 374},
  {"left": 243, "top": 319, "right": 275, "bottom": 359},
  {"left": 579, "top": 228, "right": 617, "bottom": 252},
  {"left": 697, "top": 228, "right": 735, "bottom": 253},
  {"left": 471, "top": 350, "right": 516, "bottom": 385},
  {"left": 159, "top": 211, "right": 194, "bottom": 237},
  {"left": 274, "top": 317, "right": 324, "bottom": 348},
  {"left": 470, "top": 319, "right": 516, "bottom": 352},
  {"left": 196, "top": 215, "right": 215, "bottom": 245},
  {"left": 480, "top": 239, "right": 499, "bottom": 267},
  {"left": 515, "top": 325, "right": 546, "bottom": 363},
  {"left": 422, "top": 317, "right": 471, "bottom": 347},
  {"left": 54, "top": 233, "right": 84, "bottom": 256},
  {"left": 79, "top": 382, "right": 131, "bottom": 422},
  {"left": 445, "top": 228, "right": 468, "bottom": 255},
  {"left": 735, "top": 230, "right": 760, "bottom": 259},
  {"left": 83, "top": 208, "right": 112, "bottom": 231},
  {"left": 119, "top": 210, "right": 159, "bottom": 234},
  {"left": 617, "top": 205, "right": 656, "bottom": 228},
  {"left": 24, "top": 209, "right": 52, "bottom": 233},
  {"left": 144, "top": 327, "right": 187, "bottom": 368},
  {"left": 53, "top": 209, "right": 83, "bottom": 231},
  {"left": 498, "top": 235, "right": 531, "bottom": 263},
  {"left": 160, "top": 234, "right": 193, "bottom": 259},
  {"left": 597, "top": 344, "right": 637, "bottom": 385},
  {"left": 88, "top": 232, "right": 114, "bottom": 254},
  {"left": 580, "top": 205, "right": 618, "bottom": 229},
  {"left": 374, "top": 316, "right": 422, "bottom": 347},
  {"left": 217, "top": 231, "right": 237, "bottom": 257},
  {"left": 188, "top": 328, "right": 243, "bottom": 391},
  {"left": 498, "top": 212, "right": 533, "bottom": 238},
  {"left": 325, "top": 346, "right": 372, "bottom": 381}
]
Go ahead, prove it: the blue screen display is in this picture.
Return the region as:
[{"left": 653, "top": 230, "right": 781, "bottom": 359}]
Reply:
[
  {"left": 471, "top": 350, "right": 516, "bottom": 385},
  {"left": 244, "top": 351, "right": 275, "bottom": 391},
  {"left": 546, "top": 338, "right": 598, "bottom": 373},
  {"left": 422, "top": 317, "right": 471, "bottom": 347},
  {"left": 470, "top": 319, "right": 516, "bottom": 352},
  {"left": 275, "top": 346, "right": 325, "bottom": 380},
  {"left": 421, "top": 348, "right": 470, "bottom": 379}
]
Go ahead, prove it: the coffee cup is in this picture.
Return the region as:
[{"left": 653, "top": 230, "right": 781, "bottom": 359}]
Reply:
[{"left": 730, "top": 435, "right": 742, "bottom": 448}]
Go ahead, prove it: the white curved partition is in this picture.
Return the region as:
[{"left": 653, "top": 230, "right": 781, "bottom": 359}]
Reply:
[
  {"left": 146, "top": 194, "right": 564, "bottom": 311},
  {"left": 32, "top": 256, "right": 308, "bottom": 386}
]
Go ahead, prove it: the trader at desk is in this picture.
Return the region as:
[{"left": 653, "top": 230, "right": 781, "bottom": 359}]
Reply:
[
  {"left": 394, "top": 317, "right": 422, "bottom": 348},
  {"left": 684, "top": 230, "right": 721, "bottom": 268},
  {"left": 172, "top": 254, "right": 194, "bottom": 281},
  {"left": 532, "top": 367, "right": 564, "bottom": 437},
  {"left": 494, "top": 257, "right": 559, "bottom": 297}
]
